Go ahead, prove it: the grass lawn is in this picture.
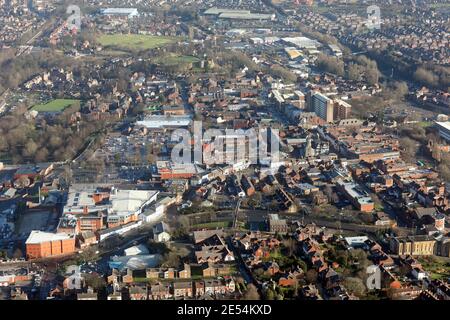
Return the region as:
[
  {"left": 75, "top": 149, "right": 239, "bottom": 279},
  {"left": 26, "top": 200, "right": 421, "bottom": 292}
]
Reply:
[
  {"left": 191, "top": 221, "right": 231, "bottom": 229},
  {"left": 31, "top": 99, "right": 80, "bottom": 112},
  {"left": 156, "top": 55, "right": 200, "bottom": 66},
  {"left": 418, "top": 256, "right": 450, "bottom": 280},
  {"left": 97, "top": 34, "right": 179, "bottom": 51},
  {"left": 418, "top": 121, "right": 433, "bottom": 128}
]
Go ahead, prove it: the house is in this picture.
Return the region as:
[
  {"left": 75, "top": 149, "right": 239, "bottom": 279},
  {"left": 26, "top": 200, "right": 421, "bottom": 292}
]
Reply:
[
  {"left": 129, "top": 285, "right": 148, "bottom": 300},
  {"left": 149, "top": 282, "right": 172, "bottom": 300},
  {"left": 202, "top": 264, "right": 231, "bottom": 277},
  {"left": 195, "top": 234, "right": 235, "bottom": 264},
  {"left": 204, "top": 279, "right": 232, "bottom": 296},
  {"left": 173, "top": 281, "right": 193, "bottom": 298},
  {"left": 153, "top": 222, "right": 171, "bottom": 242},
  {"left": 77, "top": 287, "right": 97, "bottom": 300},
  {"left": 179, "top": 264, "right": 191, "bottom": 279}
]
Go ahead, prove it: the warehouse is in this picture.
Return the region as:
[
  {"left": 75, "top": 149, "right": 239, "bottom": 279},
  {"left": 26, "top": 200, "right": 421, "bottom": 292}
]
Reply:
[{"left": 25, "top": 231, "right": 75, "bottom": 259}]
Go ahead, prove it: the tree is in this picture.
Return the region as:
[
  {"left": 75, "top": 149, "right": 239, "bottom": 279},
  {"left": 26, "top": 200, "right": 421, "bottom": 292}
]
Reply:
[
  {"left": 35, "top": 147, "right": 49, "bottom": 162},
  {"left": 282, "top": 238, "right": 297, "bottom": 256},
  {"left": 243, "top": 284, "right": 260, "bottom": 300},
  {"left": 84, "top": 273, "right": 106, "bottom": 291},
  {"left": 343, "top": 277, "right": 366, "bottom": 297},
  {"left": 413, "top": 67, "right": 438, "bottom": 87},
  {"left": 316, "top": 54, "right": 344, "bottom": 76},
  {"left": 399, "top": 137, "right": 418, "bottom": 163},
  {"left": 346, "top": 63, "right": 361, "bottom": 81},
  {"left": 13, "top": 248, "right": 23, "bottom": 259},
  {"left": 162, "top": 251, "right": 181, "bottom": 268},
  {"left": 305, "top": 269, "right": 318, "bottom": 284},
  {"left": 365, "top": 67, "right": 379, "bottom": 85},
  {"left": 264, "top": 288, "right": 276, "bottom": 300},
  {"left": 393, "top": 81, "right": 409, "bottom": 98},
  {"left": 297, "top": 260, "right": 308, "bottom": 273},
  {"left": 269, "top": 65, "right": 298, "bottom": 83}
]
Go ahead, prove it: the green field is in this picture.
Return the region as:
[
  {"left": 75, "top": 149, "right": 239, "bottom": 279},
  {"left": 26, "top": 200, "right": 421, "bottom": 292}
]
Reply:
[
  {"left": 157, "top": 55, "right": 200, "bottom": 66},
  {"left": 98, "top": 34, "right": 179, "bottom": 51},
  {"left": 32, "top": 99, "right": 80, "bottom": 112}
]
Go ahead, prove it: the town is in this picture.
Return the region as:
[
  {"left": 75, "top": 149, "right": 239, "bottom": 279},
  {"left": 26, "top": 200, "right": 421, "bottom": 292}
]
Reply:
[{"left": 0, "top": 0, "right": 449, "bottom": 303}]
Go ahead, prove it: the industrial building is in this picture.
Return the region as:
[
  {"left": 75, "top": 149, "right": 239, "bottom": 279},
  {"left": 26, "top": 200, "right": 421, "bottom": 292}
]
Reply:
[
  {"left": 136, "top": 115, "right": 192, "bottom": 129},
  {"left": 435, "top": 121, "right": 450, "bottom": 142},
  {"left": 25, "top": 231, "right": 76, "bottom": 259},
  {"left": 101, "top": 8, "right": 139, "bottom": 18}
]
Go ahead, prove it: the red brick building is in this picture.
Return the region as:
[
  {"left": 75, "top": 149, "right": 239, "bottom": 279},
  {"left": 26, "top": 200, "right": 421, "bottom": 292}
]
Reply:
[{"left": 25, "top": 231, "right": 76, "bottom": 259}]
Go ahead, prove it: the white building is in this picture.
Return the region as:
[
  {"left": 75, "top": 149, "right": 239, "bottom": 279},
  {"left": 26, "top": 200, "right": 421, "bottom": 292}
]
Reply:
[
  {"left": 101, "top": 8, "right": 139, "bottom": 18},
  {"left": 153, "top": 222, "right": 171, "bottom": 242},
  {"left": 435, "top": 121, "right": 450, "bottom": 142}
]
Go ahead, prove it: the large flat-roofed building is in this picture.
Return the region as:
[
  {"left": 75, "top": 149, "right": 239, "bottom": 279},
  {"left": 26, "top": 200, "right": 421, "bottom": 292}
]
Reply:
[
  {"left": 435, "top": 121, "right": 450, "bottom": 142},
  {"left": 282, "top": 36, "right": 321, "bottom": 49},
  {"left": 101, "top": 8, "right": 139, "bottom": 18},
  {"left": 136, "top": 115, "right": 192, "bottom": 129},
  {"left": 62, "top": 185, "right": 159, "bottom": 232},
  {"left": 204, "top": 7, "right": 274, "bottom": 20},
  {"left": 25, "top": 231, "right": 75, "bottom": 259},
  {"left": 107, "top": 190, "right": 159, "bottom": 227},
  {"left": 336, "top": 180, "right": 374, "bottom": 212},
  {"left": 218, "top": 12, "right": 275, "bottom": 20},
  {"left": 204, "top": 7, "right": 251, "bottom": 15},
  {"left": 156, "top": 161, "right": 199, "bottom": 180}
]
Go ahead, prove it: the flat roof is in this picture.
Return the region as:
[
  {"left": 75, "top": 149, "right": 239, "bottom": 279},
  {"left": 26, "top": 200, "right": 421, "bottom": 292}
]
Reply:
[
  {"left": 101, "top": 8, "right": 138, "bottom": 15},
  {"left": 26, "top": 230, "right": 71, "bottom": 244},
  {"left": 436, "top": 121, "right": 450, "bottom": 132},
  {"left": 204, "top": 7, "right": 251, "bottom": 15},
  {"left": 219, "top": 12, "right": 274, "bottom": 20},
  {"left": 111, "top": 190, "right": 158, "bottom": 215},
  {"left": 136, "top": 115, "right": 192, "bottom": 129}
]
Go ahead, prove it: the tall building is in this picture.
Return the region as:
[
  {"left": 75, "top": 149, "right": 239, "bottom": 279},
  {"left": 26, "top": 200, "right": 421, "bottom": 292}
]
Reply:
[
  {"left": 311, "top": 92, "right": 334, "bottom": 123},
  {"left": 334, "top": 99, "right": 352, "bottom": 120}
]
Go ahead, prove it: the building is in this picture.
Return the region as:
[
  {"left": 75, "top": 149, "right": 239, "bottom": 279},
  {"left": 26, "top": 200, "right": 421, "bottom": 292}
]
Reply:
[
  {"left": 101, "top": 8, "right": 139, "bottom": 18},
  {"left": 25, "top": 231, "right": 76, "bottom": 259},
  {"left": 156, "top": 161, "right": 199, "bottom": 180},
  {"left": 136, "top": 115, "right": 192, "bottom": 130},
  {"left": 153, "top": 222, "right": 171, "bottom": 242},
  {"left": 390, "top": 236, "right": 436, "bottom": 256},
  {"left": 336, "top": 180, "right": 374, "bottom": 212},
  {"left": 435, "top": 121, "right": 450, "bottom": 142},
  {"left": 311, "top": 92, "right": 334, "bottom": 123},
  {"left": 333, "top": 99, "right": 352, "bottom": 120},
  {"left": 240, "top": 175, "right": 255, "bottom": 196},
  {"left": 268, "top": 214, "right": 289, "bottom": 233},
  {"left": 173, "top": 281, "right": 193, "bottom": 298},
  {"left": 108, "top": 190, "right": 159, "bottom": 228}
]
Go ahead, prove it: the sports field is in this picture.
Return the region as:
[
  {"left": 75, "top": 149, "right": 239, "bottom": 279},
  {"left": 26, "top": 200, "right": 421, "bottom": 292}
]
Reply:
[
  {"left": 97, "top": 34, "right": 179, "bottom": 51},
  {"left": 161, "top": 55, "right": 200, "bottom": 65},
  {"left": 31, "top": 99, "right": 80, "bottom": 112}
]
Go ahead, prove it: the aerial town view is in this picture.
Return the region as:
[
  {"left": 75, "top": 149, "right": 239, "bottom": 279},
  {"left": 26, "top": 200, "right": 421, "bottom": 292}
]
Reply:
[{"left": 0, "top": 0, "right": 449, "bottom": 308}]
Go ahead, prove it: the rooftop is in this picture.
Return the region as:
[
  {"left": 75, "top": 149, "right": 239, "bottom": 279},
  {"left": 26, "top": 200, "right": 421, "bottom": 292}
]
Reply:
[{"left": 25, "top": 230, "right": 72, "bottom": 244}]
